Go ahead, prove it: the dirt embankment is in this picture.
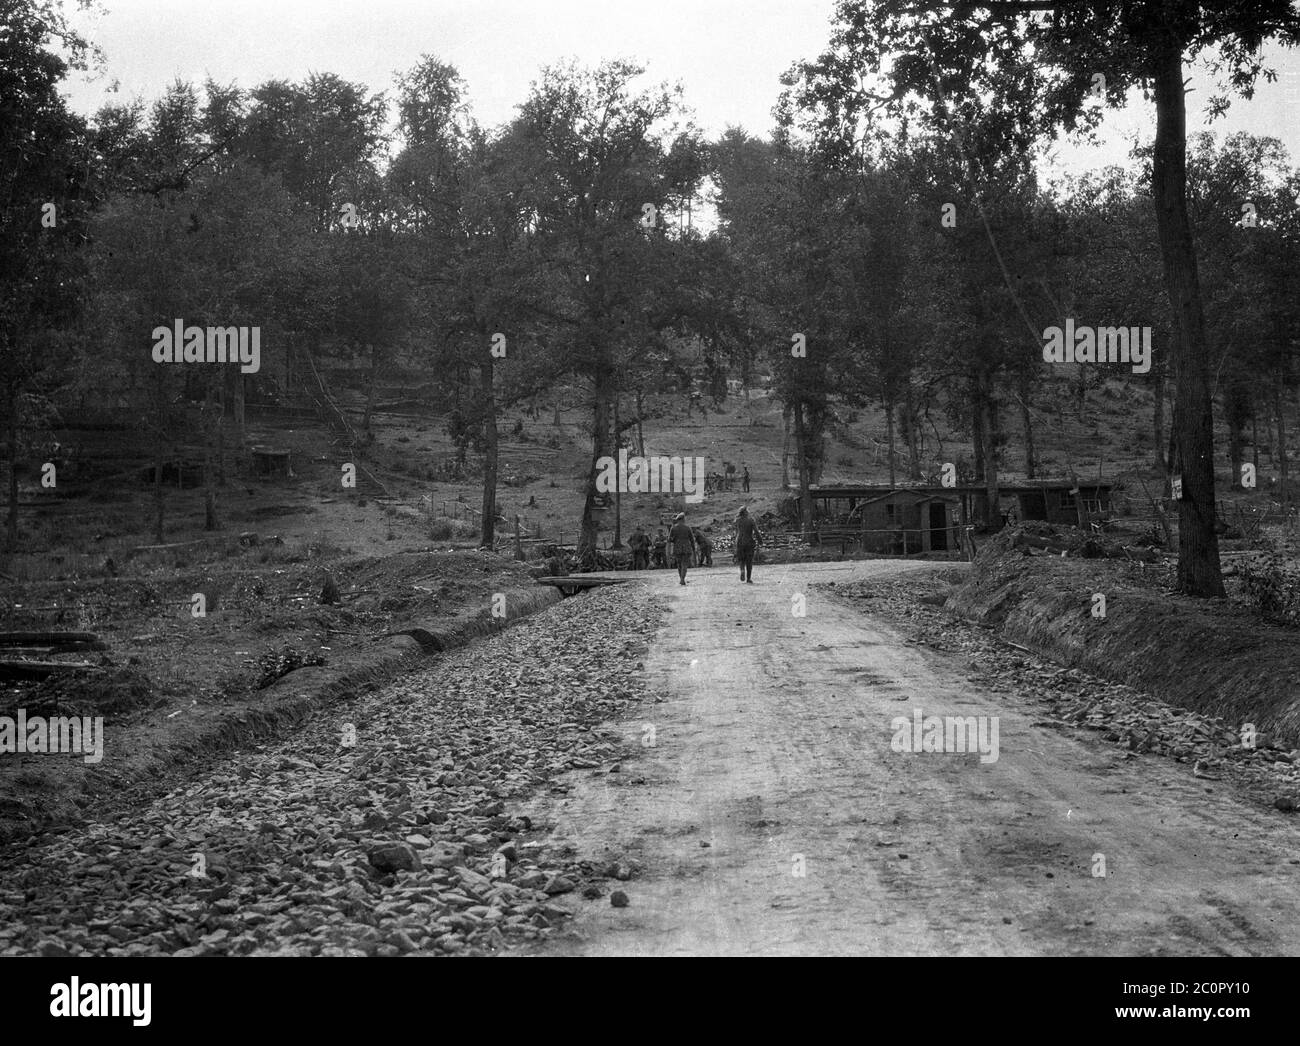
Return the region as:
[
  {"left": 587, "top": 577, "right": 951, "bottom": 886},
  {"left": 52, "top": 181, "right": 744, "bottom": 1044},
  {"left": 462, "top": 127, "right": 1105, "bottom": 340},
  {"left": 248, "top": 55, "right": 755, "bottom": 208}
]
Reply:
[
  {"left": 0, "top": 549, "right": 560, "bottom": 845},
  {"left": 945, "top": 524, "right": 1300, "bottom": 749}
]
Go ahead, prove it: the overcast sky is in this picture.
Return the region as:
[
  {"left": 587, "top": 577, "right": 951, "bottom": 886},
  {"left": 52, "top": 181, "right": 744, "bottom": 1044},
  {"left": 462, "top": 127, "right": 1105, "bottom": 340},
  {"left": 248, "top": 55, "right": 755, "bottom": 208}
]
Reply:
[{"left": 62, "top": 0, "right": 1300, "bottom": 180}]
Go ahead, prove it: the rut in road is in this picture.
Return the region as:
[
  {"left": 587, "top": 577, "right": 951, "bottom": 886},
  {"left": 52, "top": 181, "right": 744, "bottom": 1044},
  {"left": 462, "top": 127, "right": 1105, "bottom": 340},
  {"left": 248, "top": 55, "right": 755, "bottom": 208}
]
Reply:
[{"left": 524, "top": 559, "right": 1300, "bottom": 956}]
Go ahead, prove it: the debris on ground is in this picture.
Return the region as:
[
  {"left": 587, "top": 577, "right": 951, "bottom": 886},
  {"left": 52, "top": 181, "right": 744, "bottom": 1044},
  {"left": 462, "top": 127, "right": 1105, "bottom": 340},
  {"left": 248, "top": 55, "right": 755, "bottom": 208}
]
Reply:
[{"left": 0, "top": 585, "right": 663, "bottom": 957}]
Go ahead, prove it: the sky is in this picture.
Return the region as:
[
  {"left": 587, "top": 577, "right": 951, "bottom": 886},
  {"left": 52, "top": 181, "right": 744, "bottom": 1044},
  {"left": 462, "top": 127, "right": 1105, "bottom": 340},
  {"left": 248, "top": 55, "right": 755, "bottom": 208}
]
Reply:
[{"left": 61, "top": 0, "right": 1300, "bottom": 180}]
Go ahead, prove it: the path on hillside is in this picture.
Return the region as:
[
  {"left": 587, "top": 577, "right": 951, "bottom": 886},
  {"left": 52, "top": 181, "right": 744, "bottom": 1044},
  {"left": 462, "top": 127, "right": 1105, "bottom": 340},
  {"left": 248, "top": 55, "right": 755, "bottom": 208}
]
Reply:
[{"left": 523, "top": 559, "right": 1300, "bottom": 956}]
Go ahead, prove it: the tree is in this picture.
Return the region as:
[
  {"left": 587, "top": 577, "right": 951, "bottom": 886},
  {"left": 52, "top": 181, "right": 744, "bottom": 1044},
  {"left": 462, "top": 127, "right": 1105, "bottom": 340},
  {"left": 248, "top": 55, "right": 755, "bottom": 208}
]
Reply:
[
  {"left": 787, "top": 0, "right": 1300, "bottom": 595},
  {"left": 510, "top": 59, "right": 705, "bottom": 565},
  {"left": 390, "top": 56, "right": 560, "bottom": 549},
  {"left": 1, "top": 0, "right": 93, "bottom": 548}
]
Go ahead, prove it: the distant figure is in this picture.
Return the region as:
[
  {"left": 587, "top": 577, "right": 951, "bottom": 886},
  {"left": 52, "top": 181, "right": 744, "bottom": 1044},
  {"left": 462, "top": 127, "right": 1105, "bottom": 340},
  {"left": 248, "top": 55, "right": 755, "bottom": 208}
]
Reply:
[
  {"left": 629, "top": 524, "right": 650, "bottom": 570},
  {"left": 692, "top": 527, "right": 714, "bottom": 567},
  {"left": 735, "top": 507, "right": 762, "bottom": 583},
  {"left": 652, "top": 528, "right": 668, "bottom": 568},
  {"left": 669, "top": 512, "right": 695, "bottom": 585},
  {"left": 742, "top": 466, "right": 750, "bottom": 493}
]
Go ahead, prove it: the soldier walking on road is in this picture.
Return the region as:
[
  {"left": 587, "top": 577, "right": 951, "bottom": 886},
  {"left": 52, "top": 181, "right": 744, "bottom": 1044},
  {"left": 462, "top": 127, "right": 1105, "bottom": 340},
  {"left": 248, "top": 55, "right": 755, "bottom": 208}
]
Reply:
[
  {"left": 735, "top": 507, "right": 762, "bottom": 583},
  {"left": 652, "top": 528, "right": 668, "bottom": 568},
  {"left": 629, "top": 524, "right": 650, "bottom": 570},
  {"left": 692, "top": 527, "right": 713, "bottom": 567},
  {"left": 742, "top": 466, "right": 750, "bottom": 493},
  {"left": 669, "top": 512, "right": 695, "bottom": 586}
]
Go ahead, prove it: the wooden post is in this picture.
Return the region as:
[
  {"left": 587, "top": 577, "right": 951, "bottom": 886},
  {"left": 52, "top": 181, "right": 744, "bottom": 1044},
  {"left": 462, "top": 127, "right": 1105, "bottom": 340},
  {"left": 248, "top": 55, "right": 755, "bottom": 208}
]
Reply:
[{"left": 515, "top": 514, "right": 524, "bottom": 561}]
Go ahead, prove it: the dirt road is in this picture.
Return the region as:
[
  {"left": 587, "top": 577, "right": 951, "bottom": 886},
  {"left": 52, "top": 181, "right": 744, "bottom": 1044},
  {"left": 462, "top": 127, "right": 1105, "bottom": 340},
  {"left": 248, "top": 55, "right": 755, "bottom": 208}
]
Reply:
[{"left": 524, "top": 560, "right": 1300, "bottom": 956}]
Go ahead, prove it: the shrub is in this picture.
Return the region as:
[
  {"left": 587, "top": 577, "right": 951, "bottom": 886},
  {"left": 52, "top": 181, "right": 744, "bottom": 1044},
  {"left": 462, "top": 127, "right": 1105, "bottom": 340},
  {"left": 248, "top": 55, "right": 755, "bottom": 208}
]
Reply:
[
  {"left": 1238, "top": 554, "right": 1300, "bottom": 627},
  {"left": 255, "top": 645, "right": 327, "bottom": 689},
  {"left": 429, "top": 518, "right": 476, "bottom": 541}
]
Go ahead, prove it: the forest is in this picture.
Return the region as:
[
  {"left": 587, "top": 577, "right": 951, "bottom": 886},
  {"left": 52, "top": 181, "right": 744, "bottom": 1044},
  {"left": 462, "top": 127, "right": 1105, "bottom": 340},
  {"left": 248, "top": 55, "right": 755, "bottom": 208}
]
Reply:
[{"left": 4, "top": 0, "right": 1300, "bottom": 596}]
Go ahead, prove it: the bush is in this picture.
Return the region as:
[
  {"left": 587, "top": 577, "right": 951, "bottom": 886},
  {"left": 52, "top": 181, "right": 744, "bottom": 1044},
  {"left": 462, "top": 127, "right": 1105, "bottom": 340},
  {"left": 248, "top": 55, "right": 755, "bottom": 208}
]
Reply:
[
  {"left": 255, "top": 645, "right": 327, "bottom": 689},
  {"left": 429, "top": 518, "right": 477, "bottom": 541},
  {"left": 1238, "top": 554, "right": 1300, "bottom": 627}
]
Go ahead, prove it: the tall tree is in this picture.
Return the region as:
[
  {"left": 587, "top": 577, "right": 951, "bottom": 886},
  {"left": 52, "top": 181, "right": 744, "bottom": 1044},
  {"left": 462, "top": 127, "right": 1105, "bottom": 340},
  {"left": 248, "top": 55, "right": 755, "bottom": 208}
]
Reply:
[
  {"left": 788, "top": 0, "right": 1300, "bottom": 595},
  {"left": 511, "top": 59, "right": 704, "bottom": 565},
  {"left": 1, "top": 0, "right": 92, "bottom": 548}
]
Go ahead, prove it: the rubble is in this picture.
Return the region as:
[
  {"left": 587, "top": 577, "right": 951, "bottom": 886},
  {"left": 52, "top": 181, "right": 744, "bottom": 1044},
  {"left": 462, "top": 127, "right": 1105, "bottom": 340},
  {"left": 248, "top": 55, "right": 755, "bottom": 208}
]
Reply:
[
  {"left": 824, "top": 573, "right": 1300, "bottom": 808},
  {"left": 0, "top": 585, "right": 664, "bottom": 957}
]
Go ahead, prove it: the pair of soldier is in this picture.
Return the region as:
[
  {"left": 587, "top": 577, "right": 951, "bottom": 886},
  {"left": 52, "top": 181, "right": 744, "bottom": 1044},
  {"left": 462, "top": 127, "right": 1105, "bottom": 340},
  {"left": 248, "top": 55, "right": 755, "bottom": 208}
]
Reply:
[
  {"left": 630, "top": 524, "right": 700, "bottom": 572},
  {"left": 662, "top": 515, "right": 712, "bottom": 583},
  {"left": 668, "top": 509, "right": 760, "bottom": 585}
]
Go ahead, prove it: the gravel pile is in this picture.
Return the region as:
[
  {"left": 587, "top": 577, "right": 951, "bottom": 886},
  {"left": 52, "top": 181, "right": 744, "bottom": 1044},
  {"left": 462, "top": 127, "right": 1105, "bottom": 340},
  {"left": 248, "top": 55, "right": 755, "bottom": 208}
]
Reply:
[{"left": 0, "top": 585, "right": 662, "bottom": 957}]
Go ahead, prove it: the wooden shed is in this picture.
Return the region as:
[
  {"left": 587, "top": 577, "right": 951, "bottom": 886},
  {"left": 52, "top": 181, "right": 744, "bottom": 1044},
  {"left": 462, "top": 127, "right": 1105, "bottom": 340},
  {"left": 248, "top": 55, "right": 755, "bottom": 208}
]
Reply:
[
  {"left": 800, "top": 479, "right": 1114, "bottom": 548},
  {"left": 848, "top": 489, "right": 959, "bottom": 553},
  {"left": 802, "top": 485, "right": 962, "bottom": 554},
  {"left": 1009, "top": 483, "right": 1113, "bottom": 526}
]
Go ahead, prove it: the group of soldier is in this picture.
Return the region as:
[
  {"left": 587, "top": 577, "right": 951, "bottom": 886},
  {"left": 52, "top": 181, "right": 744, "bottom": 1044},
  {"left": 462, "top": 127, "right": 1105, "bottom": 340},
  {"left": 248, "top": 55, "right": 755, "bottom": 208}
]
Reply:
[
  {"left": 627, "top": 507, "right": 763, "bottom": 585},
  {"left": 702, "top": 465, "right": 752, "bottom": 497}
]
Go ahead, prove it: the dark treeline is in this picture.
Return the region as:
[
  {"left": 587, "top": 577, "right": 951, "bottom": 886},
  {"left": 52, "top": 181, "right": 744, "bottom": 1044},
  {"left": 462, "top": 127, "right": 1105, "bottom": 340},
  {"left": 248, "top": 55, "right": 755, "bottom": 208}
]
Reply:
[{"left": 3, "top": 0, "right": 1299, "bottom": 592}]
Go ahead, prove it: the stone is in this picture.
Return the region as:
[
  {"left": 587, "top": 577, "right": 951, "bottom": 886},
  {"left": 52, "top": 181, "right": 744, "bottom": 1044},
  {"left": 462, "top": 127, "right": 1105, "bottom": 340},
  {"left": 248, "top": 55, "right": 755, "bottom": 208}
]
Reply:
[
  {"left": 543, "top": 875, "right": 575, "bottom": 895},
  {"left": 422, "top": 842, "right": 465, "bottom": 869},
  {"left": 367, "top": 844, "right": 422, "bottom": 873}
]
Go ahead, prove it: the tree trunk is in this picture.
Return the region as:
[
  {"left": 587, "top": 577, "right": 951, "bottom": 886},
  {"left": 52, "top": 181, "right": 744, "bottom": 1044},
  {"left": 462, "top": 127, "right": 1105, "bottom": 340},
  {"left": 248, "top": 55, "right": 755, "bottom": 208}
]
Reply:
[
  {"left": 1019, "top": 372, "right": 1036, "bottom": 480},
  {"left": 1223, "top": 370, "right": 1251, "bottom": 490},
  {"left": 1277, "top": 367, "right": 1289, "bottom": 517},
  {"left": 1153, "top": 355, "right": 1167, "bottom": 474},
  {"left": 885, "top": 401, "right": 897, "bottom": 489},
  {"left": 902, "top": 381, "right": 922, "bottom": 480},
  {"left": 1167, "top": 404, "right": 1180, "bottom": 477},
  {"left": 203, "top": 386, "right": 219, "bottom": 531},
  {"left": 781, "top": 406, "right": 791, "bottom": 490},
  {"left": 216, "top": 384, "right": 227, "bottom": 486},
  {"left": 479, "top": 357, "right": 498, "bottom": 549},
  {"left": 1152, "top": 42, "right": 1224, "bottom": 596},
  {"left": 233, "top": 372, "right": 245, "bottom": 442},
  {"left": 794, "top": 399, "right": 813, "bottom": 540},
  {"left": 5, "top": 377, "right": 17, "bottom": 548},
  {"left": 612, "top": 397, "right": 622, "bottom": 549},
  {"left": 153, "top": 383, "right": 165, "bottom": 545},
  {"left": 980, "top": 367, "right": 999, "bottom": 526},
  {"left": 363, "top": 343, "right": 379, "bottom": 436},
  {"left": 578, "top": 369, "right": 612, "bottom": 567},
  {"left": 635, "top": 389, "right": 645, "bottom": 456}
]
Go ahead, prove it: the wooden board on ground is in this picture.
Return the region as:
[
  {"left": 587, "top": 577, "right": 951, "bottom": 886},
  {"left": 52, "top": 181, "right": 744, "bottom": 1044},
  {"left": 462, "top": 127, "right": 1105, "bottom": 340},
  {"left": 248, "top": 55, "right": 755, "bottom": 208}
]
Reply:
[
  {"left": 536, "top": 576, "right": 636, "bottom": 597},
  {"left": 0, "top": 660, "right": 101, "bottom": 681}
]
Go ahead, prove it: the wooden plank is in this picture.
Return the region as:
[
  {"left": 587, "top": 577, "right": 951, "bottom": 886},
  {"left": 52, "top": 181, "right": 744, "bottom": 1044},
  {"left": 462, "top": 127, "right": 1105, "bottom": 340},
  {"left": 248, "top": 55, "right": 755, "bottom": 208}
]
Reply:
[
  {"left": 127, "top": 539, "right": 211, "bottom": 554},
  {"left": 536, "top": 576, "right": 633, "bottom": 589},
  {"left": 0, "top": 631, "right": 102, "bottom": 647},
  {"left": 0, "top": 659, "right": 101, "bottom": 681}
]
